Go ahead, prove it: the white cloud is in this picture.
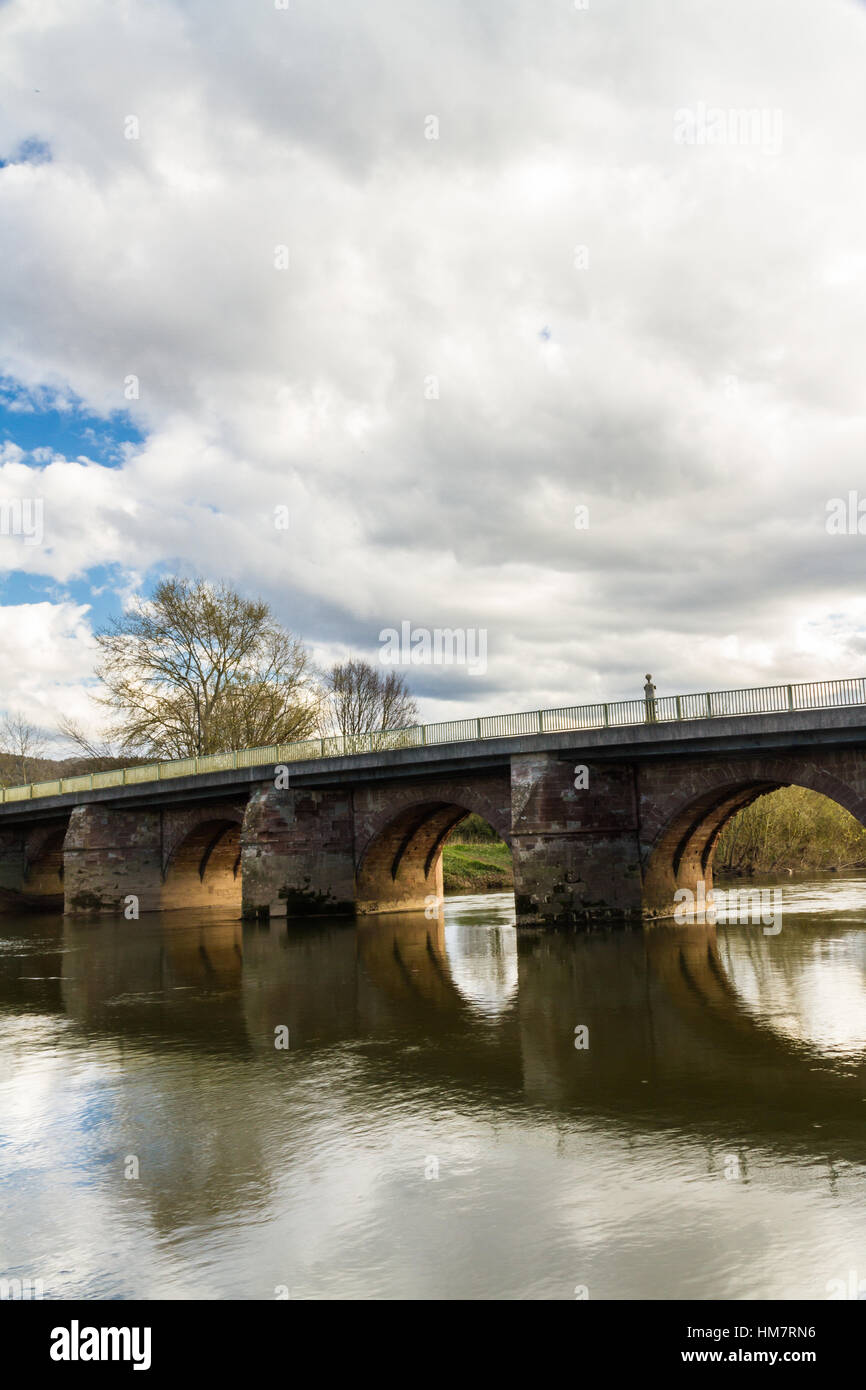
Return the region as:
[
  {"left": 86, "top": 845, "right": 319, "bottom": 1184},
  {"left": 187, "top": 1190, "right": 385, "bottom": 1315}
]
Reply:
[
  {"left": 0, "top": 600, "right": 97, "bottom": 739},
  {"left": 2, "top": 0, "right": 866, "bottom": 728}
]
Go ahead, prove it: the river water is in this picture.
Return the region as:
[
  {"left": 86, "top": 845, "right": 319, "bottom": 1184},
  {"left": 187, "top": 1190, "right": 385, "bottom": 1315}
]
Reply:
[{"left": 1, "top": 874, "right": 866, "bottom": 1301}]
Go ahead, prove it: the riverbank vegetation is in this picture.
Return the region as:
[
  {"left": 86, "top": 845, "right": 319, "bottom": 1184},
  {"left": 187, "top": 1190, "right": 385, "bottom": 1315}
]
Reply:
[
  {"left": 443, "top": 814, "right": 513, "bottom": 892},
  {"left": 714, "top": 785, "right": 866, "bottom": 875},
  {"left": 442, "top": 840, "right": 513, "bottom": 892}
]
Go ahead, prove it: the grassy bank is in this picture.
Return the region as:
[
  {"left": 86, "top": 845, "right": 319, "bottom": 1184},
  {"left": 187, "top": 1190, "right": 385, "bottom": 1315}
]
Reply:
[
  {"left": 442, "top": 817, "right": 512, "bottom": 893},
  {"left": 442, "top": 840, "right": 513, "bottom": 893},
  {"left": 715, "top": 784, "right": 866, "bottom": 876}
]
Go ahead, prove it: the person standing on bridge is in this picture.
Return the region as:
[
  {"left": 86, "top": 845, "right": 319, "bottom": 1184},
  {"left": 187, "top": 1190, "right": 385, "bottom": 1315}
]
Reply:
[{"left": 644, "top": 673, "right": 657, "bottom": 723}]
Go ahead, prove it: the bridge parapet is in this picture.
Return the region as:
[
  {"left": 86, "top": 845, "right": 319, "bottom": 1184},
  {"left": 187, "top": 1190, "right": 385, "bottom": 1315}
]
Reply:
[{"left": 3, "top": 677, "right": 866, "bottom": 806}]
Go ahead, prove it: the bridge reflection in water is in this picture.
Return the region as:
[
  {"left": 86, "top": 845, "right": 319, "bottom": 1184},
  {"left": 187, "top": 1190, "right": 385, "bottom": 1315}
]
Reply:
[{"left": 2, "top": 880, "right": 866, "bottom": 1299}]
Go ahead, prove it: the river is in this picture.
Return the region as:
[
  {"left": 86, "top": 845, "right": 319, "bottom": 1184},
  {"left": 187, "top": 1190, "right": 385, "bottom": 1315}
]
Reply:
[{"left": 1, "top": 873, "right": 865, "bottom": 1300}]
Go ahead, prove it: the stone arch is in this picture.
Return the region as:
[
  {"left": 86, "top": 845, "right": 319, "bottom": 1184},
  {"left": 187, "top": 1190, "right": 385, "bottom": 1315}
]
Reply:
[
  {"left": 161, "top": 809, "right": 244, "bottom": 913},
  {"left": 1, "top": 820, "right": 72, "bottom": 910},
  {"left": 354, "top": 781, "right": 512, "bottom": 915},
  {"left": 355, "top": 779, "right": 511, "bottom": 867},
  {"left": 160, "top": 805, "right": 244, "bottom": 876},
  {"left": 641, "top": 756, "right": 866, "bottom": 917}
]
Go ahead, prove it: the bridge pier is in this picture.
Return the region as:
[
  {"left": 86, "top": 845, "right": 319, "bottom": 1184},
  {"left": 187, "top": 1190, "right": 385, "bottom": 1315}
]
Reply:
[
  {"left": 510, "top": 754, "right": 644, "bottom": 926},
  {"left": 240, "top": 785, "right": 355, "bottom": 918},
  {"left": 63, "top": 805, "right": 165, "bottom": 914}
]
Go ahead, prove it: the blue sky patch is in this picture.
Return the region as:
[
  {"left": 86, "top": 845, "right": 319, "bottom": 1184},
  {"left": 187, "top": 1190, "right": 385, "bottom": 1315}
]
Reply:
[
  {"left": 0, "top": 567, "right": 132, "bottom": 631},
  {"left": 0, "top": 136, "right": 51, "bottom": 168},
  {"left": 0, "top": 378, "right": 145, "bottom": 468}
]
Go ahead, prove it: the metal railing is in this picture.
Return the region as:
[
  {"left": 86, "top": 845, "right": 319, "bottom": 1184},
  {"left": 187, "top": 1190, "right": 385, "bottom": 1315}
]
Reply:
[{"left": 2, "top": 676, "right": 865, "bottom": 806}]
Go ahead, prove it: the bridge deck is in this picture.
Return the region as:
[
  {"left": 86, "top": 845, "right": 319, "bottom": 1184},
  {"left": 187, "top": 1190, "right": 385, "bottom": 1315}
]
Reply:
[{"left": 3, "top": 701, "right": 866, "bottom": 821}]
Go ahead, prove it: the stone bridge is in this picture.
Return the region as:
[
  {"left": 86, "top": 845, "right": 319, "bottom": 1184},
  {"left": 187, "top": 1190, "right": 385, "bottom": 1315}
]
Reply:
[{"left": 3, "top": 702, "right": 866, "bottom": 925}]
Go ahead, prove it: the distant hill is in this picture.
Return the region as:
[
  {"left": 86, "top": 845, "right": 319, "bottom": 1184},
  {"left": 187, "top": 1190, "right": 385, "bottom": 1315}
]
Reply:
[{"left": 0, "top": 752, "right": 137, "bottom": 788}]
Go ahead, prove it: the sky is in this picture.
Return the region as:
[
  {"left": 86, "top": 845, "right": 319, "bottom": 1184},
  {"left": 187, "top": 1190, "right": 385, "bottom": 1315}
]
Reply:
[{"left": 2, "top": 0, "right": 866, "bottom": 747}]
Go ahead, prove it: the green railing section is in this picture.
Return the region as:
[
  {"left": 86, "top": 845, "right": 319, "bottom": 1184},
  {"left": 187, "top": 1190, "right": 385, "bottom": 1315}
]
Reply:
[{"left": 2, "top": 675, "right": 865, "bottom": 806}]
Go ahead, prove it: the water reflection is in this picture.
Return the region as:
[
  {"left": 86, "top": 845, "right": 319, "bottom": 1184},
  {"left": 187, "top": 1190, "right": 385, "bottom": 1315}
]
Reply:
[
  {"left": 716, "top": 875, "right": 866, "bottom": 1060},
  {"left": 445, "top": 894, "right": 518, "bottom": 1019},
  {"left": 1, "top": 875, "right": 866, "bottom": 1299}
]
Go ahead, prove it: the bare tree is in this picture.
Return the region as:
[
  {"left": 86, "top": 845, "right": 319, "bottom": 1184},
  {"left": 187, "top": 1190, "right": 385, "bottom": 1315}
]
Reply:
[
  {"left": 94, "top": 577, "right": 320, "bottom": 758},
  {"left": 56, "top": 716, "right": 135, "bottom": 773},
  {"left": 0, "top": 712, "right": 47, "bottom": 785},
  {"left": 321, "top": 659, "right": 418, "bottom": 739}
]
